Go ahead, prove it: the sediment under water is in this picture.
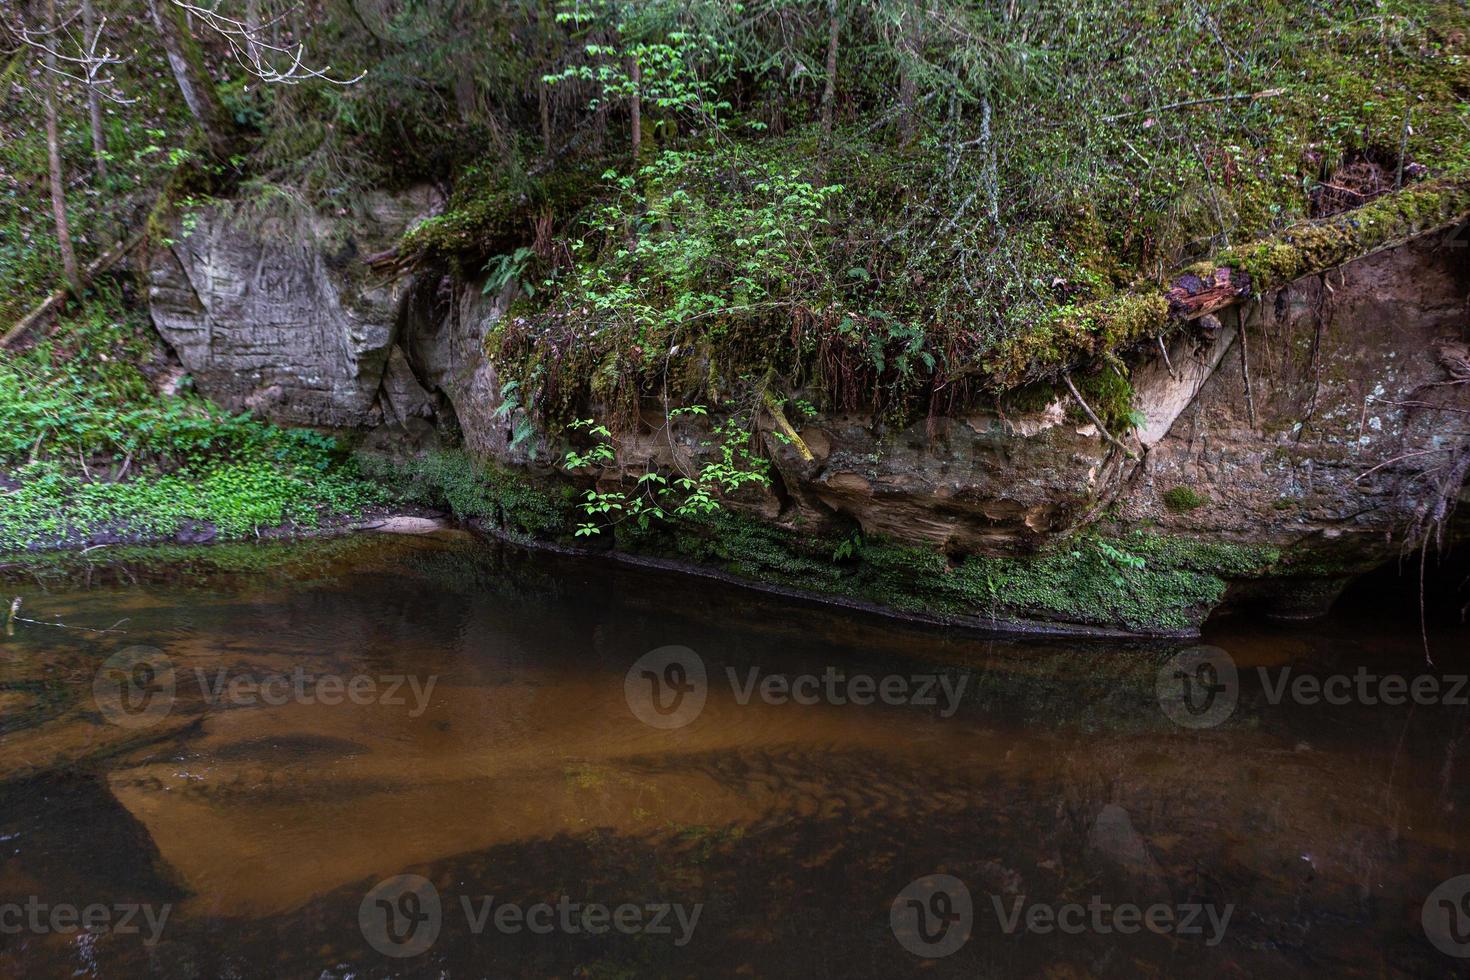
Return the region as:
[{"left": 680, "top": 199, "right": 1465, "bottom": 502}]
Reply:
[{"left": 1, "top": 533, "right": 1467, "bottom": 977}]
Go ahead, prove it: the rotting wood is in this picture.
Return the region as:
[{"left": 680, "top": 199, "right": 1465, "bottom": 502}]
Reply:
[{"left": 1165, "top": 265, "right": 1252, "bottom": 321}]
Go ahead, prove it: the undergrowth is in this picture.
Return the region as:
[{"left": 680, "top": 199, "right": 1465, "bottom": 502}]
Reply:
[
  {"left": 451, "top": 0, "right": 1470, "bottom": 428},
  {"left": 0, "top": 292, "right": 384, "bottom": 551}
]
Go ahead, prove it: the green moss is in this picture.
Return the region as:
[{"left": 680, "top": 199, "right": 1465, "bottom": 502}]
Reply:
[
  {"left": 1073, "top": 363, "right": 1137, "bottom": 432},
  {"left": 999, "top": 382, "right": 1061, "bottom": 415},
  {"left": 360, "top": 449, "right": 573, "bottom": 538},
  {"left": 399, "top": 164, "right": 602, "bottom": 263},
  {"left": 1163, "top": 486, "right": 1207, "bottom": 512},
  {"left": 1214, "top": 177, "right": 1470, "bottom": 294},
  {"left": 983, "top": 292, "right": 1171, "bottom": 389},
  {"left": 619, "top": 513, "right": 1280, "bottom": 632}
]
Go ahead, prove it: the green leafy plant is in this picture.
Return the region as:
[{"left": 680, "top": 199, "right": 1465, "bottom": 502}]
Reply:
[
  {"left": 562, "top": 409, "right": 769, "bottom": 537},
  {"left": 483, "top": 246, "right": 538, "bottom": 298}
]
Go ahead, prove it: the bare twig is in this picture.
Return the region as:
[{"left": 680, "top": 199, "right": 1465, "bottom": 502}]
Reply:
[
  {"left": 169, "top": 0, "right": 364, "bottom": 85},
  {"left": 5, "top": 597, "right": 130, "bottom": 634},
  {"left": 1102, "top": 88, "right": 1284, "bottom": 122},
  {"left": 1061, "top": 370, "right": 1134, "bottom": 457}
]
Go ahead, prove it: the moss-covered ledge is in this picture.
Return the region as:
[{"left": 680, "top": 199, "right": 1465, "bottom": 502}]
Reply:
[
  {"left": 984, "top": 175, "right": 1470, "bottom": 389},
  {"left": 378, "top": 449, "right": 1288, "bottom": 636}
]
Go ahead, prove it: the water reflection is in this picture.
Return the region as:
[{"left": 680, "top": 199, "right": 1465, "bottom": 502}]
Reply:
[{"left": 0, "top": 534, "right": 1467, "bottom": 976}]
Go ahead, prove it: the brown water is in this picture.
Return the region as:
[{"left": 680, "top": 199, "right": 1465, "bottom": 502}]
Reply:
[{"left": 1, "top": 533, "right": 1468, "bottom": 978}]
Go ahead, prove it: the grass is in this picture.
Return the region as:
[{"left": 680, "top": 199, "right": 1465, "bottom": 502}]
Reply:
[{"left": 0, "top": 292, "right": 385, "bottom": 553}]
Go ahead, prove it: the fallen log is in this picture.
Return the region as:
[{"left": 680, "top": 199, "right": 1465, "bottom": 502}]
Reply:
[
  {"left": 1, "top": 230, "right": 148, "bottom": 350},
  {"left": 1164, "top": 265, "right": 1252, "bottom": 321}
]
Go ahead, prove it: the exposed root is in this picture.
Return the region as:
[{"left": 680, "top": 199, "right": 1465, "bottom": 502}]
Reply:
[{"left": 1061, "top": 370, "right": 1135, "bottom": 458}]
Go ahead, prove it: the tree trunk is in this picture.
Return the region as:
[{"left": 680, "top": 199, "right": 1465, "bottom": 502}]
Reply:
[
  {"left": 820, "top": 0, "right": 839, "bottom": 146},
  {"left": 244, "top": 0, "right": 260, "bottom": 64},
  {"left": 628, "top": 54, "right": 641, "bottom": 163},
  {"left": 539, "top": 80, "right": 552, "bottom": 156},
  {"left": 896, "top": 5, "right": 919, "bottom": 144},
  {"left": 898, "top": 68, "right": 918, "bottom": 144},
  {"left": 42, "top": 0, "right": 82, "bottom": 296},
  {"left": 146, "top": 0, "right": 236, "bottom": 159},
  {"left": 79, "top": 0, "right": 109, "bottom": 186}
]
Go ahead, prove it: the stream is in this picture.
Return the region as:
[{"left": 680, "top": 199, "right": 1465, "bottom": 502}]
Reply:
[{"left": 1, "top": 532, "right": 1468, "bottom": 977}]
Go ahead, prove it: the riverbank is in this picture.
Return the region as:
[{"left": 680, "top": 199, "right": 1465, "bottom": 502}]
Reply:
[{"left": 0, "top": 291, "right": 402, "bottom": 554}]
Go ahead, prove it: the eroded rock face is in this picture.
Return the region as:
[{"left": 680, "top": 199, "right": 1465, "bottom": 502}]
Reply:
[
  {"left": 723, "top": 233, "right": 1468, "bottom": 575},
  {"left": 1133, "top": 233, "right": 1470, "bottom": 561},
  {"left": 146, "top": 188, "right": 441, "bottom": 428},
  {"left": 398, "top": 274, "right": 540, "bottom": 466},
  {"left": 145, "top": 195, "right": 1468, "bottom": 625}
]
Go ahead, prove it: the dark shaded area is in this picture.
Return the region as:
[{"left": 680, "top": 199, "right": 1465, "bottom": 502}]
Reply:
[
  {"left": 1335, "top": 546, "right": 1470, "bottom": 626},
  {"left": 0, "top": 774, "right": 187, "bottom": 906}
]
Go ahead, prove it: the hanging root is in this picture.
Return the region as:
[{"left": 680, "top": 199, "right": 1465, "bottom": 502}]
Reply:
[
  {"left": 1406, "top": 445, "right": 1470, "bottom": 555},
  {"left": 1397, "top": 438, "right": 1470, "bottom": 666},
  {"left": 1061, "top": 370, "right": 1135, "bottom": 459}
]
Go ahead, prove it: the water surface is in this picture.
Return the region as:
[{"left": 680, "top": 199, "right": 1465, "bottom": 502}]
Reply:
[{"left": 1, "top": 534, "right": 1468, "bottom": 977}]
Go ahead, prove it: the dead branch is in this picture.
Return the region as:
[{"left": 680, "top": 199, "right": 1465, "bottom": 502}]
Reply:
[
  {"left": 1061, "top": 370, "right": 1135, "bottom": 458},
  {"left": 17, "top": 11, "right": 134, "bottom": 104},
  {"left": 1103, "top": 88, "right": 1285, "bottom": 122},
  {"left": 169, "top": 0, "right": 364, "bottom": 85},
  {"left": 0, "top": 230, "right": 146, "bottom": 349},
  {"left": 4, "top": 598, "right": 130, "bottom": 634}
]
